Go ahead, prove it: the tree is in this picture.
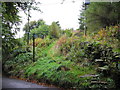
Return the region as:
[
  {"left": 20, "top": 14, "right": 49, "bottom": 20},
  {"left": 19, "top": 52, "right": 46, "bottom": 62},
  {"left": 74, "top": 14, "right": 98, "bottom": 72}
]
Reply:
[
  {"left": 79, "top": 2, "right": 120, "bottom": 32},
  {"left": 2, "top": 2, "right": 40, "bottom": 61},
  {"left": 23, "top": 21, "right": 37, "bottom": 32},
  {"left": 2, "top": 2, "right": 23, "bottom": 61},
  {"left": 23, "top": 19, "right": 45, "bottom": 32},
  {"left": 78, "top": 3, "right": 85, "bottom": 30},
  {"left": 23, "top": 19, "right": 49, "bottom": 39},
  {"left": 61, "top": 29, "right": 73, "bottom": 37},
  {"left": 30, "top": 23, "right": 50, "bottom": 39},
  {"left": 49, "top": 22, "right": 61, "bottom": 39}
]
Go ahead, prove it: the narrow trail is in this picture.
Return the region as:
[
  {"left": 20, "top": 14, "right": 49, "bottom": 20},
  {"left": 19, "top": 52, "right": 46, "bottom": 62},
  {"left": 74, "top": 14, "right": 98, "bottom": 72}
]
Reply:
[{"left": 47, "top": 41, "right": 57, "bottom": 60}]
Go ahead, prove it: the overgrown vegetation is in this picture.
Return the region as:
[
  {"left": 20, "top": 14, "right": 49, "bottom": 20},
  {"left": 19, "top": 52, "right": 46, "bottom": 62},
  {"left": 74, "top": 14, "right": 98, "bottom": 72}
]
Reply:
[
  {"left": 79, "top": 2, "right": 120, "bottom": 32},
  {"left": 2, "top": 2, "right": 120, "bottom": 89},
  {"left": 3, "top": 24, "right": 120, "bottom": 89}
]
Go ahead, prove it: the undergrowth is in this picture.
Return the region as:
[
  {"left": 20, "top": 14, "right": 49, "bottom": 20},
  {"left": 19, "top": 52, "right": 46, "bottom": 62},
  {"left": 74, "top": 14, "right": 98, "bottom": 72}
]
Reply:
[
  {"left": 3, "top": 25, "right": 120, "bottom": 88},
  {"left": 4, "top": 41, "right": 96, "bottom": 88}
]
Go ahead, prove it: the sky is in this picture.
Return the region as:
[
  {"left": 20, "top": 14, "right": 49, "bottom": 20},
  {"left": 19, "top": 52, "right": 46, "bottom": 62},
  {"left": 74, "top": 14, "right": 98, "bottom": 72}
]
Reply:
[{"left": 15, "top": 0, "right": 84, "bottom": 38}]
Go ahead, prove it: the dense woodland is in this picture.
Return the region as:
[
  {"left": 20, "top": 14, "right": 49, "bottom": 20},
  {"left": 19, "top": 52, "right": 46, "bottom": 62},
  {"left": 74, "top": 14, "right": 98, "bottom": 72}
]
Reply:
[{"left": 2, "top": 1, "right": 120, "bottom": 89}]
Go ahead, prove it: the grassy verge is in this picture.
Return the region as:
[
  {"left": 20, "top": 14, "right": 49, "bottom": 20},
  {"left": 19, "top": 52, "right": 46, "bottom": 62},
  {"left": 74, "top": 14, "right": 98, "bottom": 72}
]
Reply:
[
  {"left": 4, "top": 41, "right": 97, "bottom": 88},
  {"left": 4, "top": 25, "right": 120, "bottom": 88}
]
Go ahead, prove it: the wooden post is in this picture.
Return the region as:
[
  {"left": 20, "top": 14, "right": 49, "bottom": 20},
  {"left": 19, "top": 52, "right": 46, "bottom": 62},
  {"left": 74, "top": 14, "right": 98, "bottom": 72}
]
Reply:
[
  {"left": 33, "top": 34, "right": 35, "bottom": 62},
  {"left": 116, "top": 61, "right": 118, "bottom": 70}
]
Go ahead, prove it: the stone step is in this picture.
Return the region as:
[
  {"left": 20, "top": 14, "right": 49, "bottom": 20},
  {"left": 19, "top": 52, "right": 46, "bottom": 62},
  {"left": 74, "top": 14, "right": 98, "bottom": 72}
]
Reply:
[
  {"left": 90, "top": 81, "right": 107, "bottom": 85},
  {"left": 80, "top": 74, "right": 99, "bottom": 78}
]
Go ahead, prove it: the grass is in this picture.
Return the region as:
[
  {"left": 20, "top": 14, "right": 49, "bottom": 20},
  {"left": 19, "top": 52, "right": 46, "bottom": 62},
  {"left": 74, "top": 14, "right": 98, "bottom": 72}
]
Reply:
[
  {"left": 24, "top": 59, "right": 95, "bottom": 88},
  {"left": 4, "top": 40, "right": 97, "bottom": 88},
  {"left": 4, "top": 25, "right": 120, "bottom": 88},
  {"left": 25, "top": 41, "right": 96, "bottom": 88}
]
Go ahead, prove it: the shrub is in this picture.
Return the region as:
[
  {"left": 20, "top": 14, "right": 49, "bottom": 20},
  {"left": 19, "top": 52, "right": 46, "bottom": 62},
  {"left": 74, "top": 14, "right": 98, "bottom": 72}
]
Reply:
[
  {"left": 66, "top": 41, "right": 89, "bottom": 63},
  {"left": 49, "top": 22, "right": 61, "bottom": 39},
  {"left": 84, "top": 42, "right": 114, "bottom": 63},
  {"left": 4, "top": 53, "right": 32, "bottom": 76},
  {"left": 92, "top": 25, "right": 120, "bottom": 52},
  {"left": 54, "top": 35, "right": 67, "bottom": 51},
  {"left": 29, "top": 38, "right": 42, "bottom": 47},
  {"left": 59, "top": 36, "right": 80, "bottom": 56},
  {"left": 62, "top": 29, "right": 73, "bottom": 37},
  {"left": 37, "top": 37, "right": 52, "bottom": 48}
]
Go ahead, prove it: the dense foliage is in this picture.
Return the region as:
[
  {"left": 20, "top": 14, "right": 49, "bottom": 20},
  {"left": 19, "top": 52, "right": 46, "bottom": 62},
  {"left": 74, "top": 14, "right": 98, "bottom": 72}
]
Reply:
[
  {"left": 2, "top": 2, "right": 120, "bottom": 89},
  {"left": 2, "top": 2, "right": 40, "bottom": 61},
  {"left": 2, "top": 2, "right": 25, "bottom": 61},
  {"left": 49, "top": 22, "right": 61, "bottom": 39},
  {"left": 79, "top": 2, "right": 120, "bottom": 32},
  {"left": 4, "top": 24, "right": 120, "bottom": 88}
]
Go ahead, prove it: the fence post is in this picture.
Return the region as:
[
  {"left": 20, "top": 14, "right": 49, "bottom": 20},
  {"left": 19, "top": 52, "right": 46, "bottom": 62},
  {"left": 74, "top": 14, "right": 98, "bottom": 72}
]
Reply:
[{"left": 33, "top": 33, "right": 35, "bottom": 62}]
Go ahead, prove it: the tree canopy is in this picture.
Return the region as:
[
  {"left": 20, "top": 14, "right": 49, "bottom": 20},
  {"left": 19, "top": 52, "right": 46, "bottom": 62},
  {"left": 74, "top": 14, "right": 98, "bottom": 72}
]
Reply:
[
  {"left": 49, "top": 22, "right": 61, "bottom": 39},
  {"left": 2, "top": 2, "right": 40, "bottom": 61},
  {"left": 23, "top": 19, "right": 50, "bottom": 40},
  {"left": 30, "top": 20, "right": 50, "bottom": 39},
  {"left": 79, "top": 2, "right": 120, "bottom": 32}
]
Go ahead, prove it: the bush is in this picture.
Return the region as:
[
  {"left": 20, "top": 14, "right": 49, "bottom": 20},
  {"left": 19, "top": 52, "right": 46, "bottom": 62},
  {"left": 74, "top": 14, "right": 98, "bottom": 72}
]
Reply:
[
  {"left": 37, "top": 37, "right": 52, "bottom": 48},
  {"left": 29, "top": 38, "right": 42, "bottom": 47},
  {"left": 66, "top": 41, "right": 89, "bottom": 63},
  {"left": 62, "top": 29, "right": 73, "bottom": 37},
  {"left": 49, "top": 22, "right": 61, "bottom": 39},
  {"left": 59, "top": 36, "right": 80, "bottom": 56},
  {"left": 23, "top": 56, "right": 95, "bottom": 88},
  {"left": 4, "top": 53, "right": 32, "bottom": 76},
  {"left": 93, "top": 25, "right": 120, "bottom": 52}
]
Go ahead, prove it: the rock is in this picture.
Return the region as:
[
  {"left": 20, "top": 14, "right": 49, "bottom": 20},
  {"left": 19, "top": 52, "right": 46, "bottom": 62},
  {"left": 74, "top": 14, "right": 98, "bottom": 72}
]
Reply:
[
  {"left": 95, "top": 59, "right": 104, "bottom": 62},
  {"left": 95, "top": 59, "right": 106, "bottom": 67},
  {"left": 57, "top": 65, "right": 70, "bottom": 71},
  {"left": 98, "top": 66, "right": 109, "bottom": 71},
  {"left": 90, "top": 81, "right": 107, "bottom": 85},
  {"left": 97, "top": 66, "right": 110, "bottom": 77},
  {"left": 48, "top": 60, "right": 56, "bottom": 63},
  {"left": 80, "top": 74, "right": 99, "bottom": 78}
]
